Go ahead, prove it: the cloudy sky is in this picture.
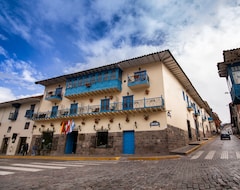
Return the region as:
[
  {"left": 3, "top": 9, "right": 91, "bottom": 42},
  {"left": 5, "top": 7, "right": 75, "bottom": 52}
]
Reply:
[{"left": 0, "top": 0, "right": 239, "bottom": 123}]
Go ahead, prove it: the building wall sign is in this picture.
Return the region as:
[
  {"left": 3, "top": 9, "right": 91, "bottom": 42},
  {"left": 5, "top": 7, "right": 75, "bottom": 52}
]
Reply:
[{"left": 150, "top": 121, "right": 160, "bottom": 127}]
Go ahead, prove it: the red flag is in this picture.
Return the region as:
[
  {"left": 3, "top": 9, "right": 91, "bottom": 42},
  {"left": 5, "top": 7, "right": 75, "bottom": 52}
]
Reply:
[{"left": 65, "top": 120, "right": 71, "bottom": 134}]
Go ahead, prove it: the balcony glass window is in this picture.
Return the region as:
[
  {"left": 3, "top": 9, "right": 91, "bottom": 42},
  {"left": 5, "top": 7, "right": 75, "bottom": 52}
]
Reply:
[
  {"left": 78, "top": 77, "right": 83, "bottom": 86},
  {"left": 97, "top": 73, "right": 102, "bottom": 81},
  {"left": 232, "top": 66, "right": 240, "bottom": 84},
  {"left": 103, "top": 71, "right": 108, "bottom": 81},
  {"left": 91, "top": 74, "right": 96, "bottom": 84},
  {"left": 110, "top": 70, "right": 115, "bottom": 79}
]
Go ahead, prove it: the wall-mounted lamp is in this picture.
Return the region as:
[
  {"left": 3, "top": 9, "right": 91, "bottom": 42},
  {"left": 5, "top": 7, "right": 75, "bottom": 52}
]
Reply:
[
  {"left": 39, "top": 128, "right": 41, "bottom": 132},
  {"left": 118, "top": 123, "right": 121, "bottom": 130},
  {"left": 52, "top": 127, "right": 55, "bottom": 132},
  {"left": 134, "top": 121, "right": 137, "bottom": 129},
  {"left": 108, "top": 124, "right": 110, "bottom": 130},
  {"left": 93, "top": 125, "right": 96, "bottom": 131},
  {"left": 78, "top": 125, "right": 81, "bottom": 131},
  {"left": 167, "top": 111, "right": 172, "bottom": 118}
]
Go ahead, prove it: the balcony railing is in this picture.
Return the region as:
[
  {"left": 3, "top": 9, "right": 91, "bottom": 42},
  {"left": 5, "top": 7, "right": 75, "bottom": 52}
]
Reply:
[{"left": 32, "top": 96, "right": 165, "bottom": 120}]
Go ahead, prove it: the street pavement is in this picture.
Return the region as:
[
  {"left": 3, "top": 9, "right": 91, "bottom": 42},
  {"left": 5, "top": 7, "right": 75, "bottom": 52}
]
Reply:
[{"left": 0, "top": 135, "right": 240, "bottom": 189}]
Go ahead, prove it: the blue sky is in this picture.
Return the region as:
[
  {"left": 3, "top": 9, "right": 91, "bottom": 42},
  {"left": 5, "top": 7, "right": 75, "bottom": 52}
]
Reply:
[{"left": 1, "top": 0, "right": 240, "bottom": 123}]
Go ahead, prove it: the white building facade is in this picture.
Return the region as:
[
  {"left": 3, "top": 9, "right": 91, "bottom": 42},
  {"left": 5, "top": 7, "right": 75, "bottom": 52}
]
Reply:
[
  {"left": 30, "top": 50, "right": 215, "bottom": 156},
  {"left": 0, "top": 96, "right": 42, "bottom": 155}
]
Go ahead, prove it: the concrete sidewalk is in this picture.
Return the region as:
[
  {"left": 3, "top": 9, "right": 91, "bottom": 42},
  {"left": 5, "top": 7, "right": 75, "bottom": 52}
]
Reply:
[
  {"left": 170, "top": 137, "right": 215, "bottom": 155},
  {"left": 0, "top": 137, "right": 215, "bottom": 161}
]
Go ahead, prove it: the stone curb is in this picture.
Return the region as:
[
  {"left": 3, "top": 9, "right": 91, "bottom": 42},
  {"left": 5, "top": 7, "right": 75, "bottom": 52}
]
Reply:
[
  {"left": 127, "top": 155, "right": 181, "bottom": 161},
  {"left": 0, "top": 155, "right": 181, "bottom": 161},
  {"left": 0, "top": 155, "right": 121, "bottom": 161}
]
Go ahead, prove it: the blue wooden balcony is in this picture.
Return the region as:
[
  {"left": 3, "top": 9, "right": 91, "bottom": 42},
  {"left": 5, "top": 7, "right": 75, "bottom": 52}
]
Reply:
[
  {"left": 208, "top": 117, "right": 213, "bottom": 122},
  {"left": 45, "top": 88, "right": 62, "bottom": 102},
  {"left": 187, "top": 104, "right": 194, "bottom": 111},
  {"left": 25, "top": 110, "right": 34, "bottom": 119},
  {"left": 65, "top": 69, "right": 122, "bottom": 98},
  {"left": 8, "top": 112, "right": 18, "bottom": 121},
  {"left": 128, "top": 71, "right": 150, "bottom": 89},
  {"left": 65, "top": 79, "right": 122, "bottom": 98},
  {"left": 32, "top": 96, "right": 165, "bottom": 121}
]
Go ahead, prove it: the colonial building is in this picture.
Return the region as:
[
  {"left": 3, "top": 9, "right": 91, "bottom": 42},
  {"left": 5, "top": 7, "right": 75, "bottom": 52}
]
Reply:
[
  {"left": 218, "top": 48, "right": 240, "bottom": 134},
  {"left": 30, "top": 50, "right": 216, "bottom": 156},
  {"left": 0, "top": 95, "right": 42, "bottom": 155}
]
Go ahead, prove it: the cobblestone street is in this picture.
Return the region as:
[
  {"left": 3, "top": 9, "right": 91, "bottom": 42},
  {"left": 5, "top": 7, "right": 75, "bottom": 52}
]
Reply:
[{"left": 1, "top": 136, "right": 240, "bottom": 190}]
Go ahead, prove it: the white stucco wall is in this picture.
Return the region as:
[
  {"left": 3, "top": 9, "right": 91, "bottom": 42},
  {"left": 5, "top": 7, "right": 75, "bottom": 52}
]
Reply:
[{"left": 0, "top": 99, "right": 41, "bottom": 155}]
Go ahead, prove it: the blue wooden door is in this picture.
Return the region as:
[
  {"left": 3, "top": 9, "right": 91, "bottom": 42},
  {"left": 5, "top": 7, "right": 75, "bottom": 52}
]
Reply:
[
  {"left": 50, "top": 106, "right": 58, "bottom": 118},
  {"left": 70, "top": 103, "right": 78, "bottom": 115},
  {"left": 123, "top": 131, "right": 135, "bottom": 154},
  {"left": 65, "top": 131, "right": 78, "bottom": 154},
  {"left": 101, "top": 98, "right": 110, "bottom": 112},
  {"left": 122, "top": 95, "right": 133, "bottom": 110}
]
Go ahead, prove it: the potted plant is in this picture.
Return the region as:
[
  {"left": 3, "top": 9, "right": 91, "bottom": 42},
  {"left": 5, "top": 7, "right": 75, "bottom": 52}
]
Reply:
[
  {"left": 144, "top": 115, "right": 149, "bottom": 120},
  {"left": 85, "top": 83, "right": 91, "bottom": 88},
  {"left": 95, "top": 118, "right": 100, "bottom": 124}
]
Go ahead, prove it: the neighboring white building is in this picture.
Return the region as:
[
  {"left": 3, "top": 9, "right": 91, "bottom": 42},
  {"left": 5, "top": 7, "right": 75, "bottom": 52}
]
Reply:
[
  {"left": 30, "top": 50, "right": 216, "bottom": 156},
  {"left": 0, "top": 95, "right": 42, "bottom": 155}
]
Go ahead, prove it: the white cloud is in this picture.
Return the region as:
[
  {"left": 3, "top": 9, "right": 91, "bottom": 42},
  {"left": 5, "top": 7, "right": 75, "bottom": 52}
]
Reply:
[
  {"left": 71, "top": 0, "right": 237, "bottom": 123},
  {"left": 0, "top": 46, "right": 8, "bottom": 58},
  {"left": 1, "top": 0, "right": 239, "bottom": 123},
  {"left": 0, "top": 87, "right": 16, "bottom": 103},
  {"left": 0, "top": 34, "right": 7, "bottom": 40}
]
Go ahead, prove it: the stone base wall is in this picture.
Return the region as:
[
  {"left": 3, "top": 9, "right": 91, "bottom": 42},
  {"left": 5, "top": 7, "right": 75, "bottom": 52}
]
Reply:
[
  {"left": 31, "top": 125, "right": 205, "bottom": 156},
  {"left": 135, "top": 130, "right": 169, "bottom": 155},
  {"left": 166, "top": 125, "right": 188, "bottom": 151},
  {"left": 76, "top": 133, "right": 122, "bottom": 155}
]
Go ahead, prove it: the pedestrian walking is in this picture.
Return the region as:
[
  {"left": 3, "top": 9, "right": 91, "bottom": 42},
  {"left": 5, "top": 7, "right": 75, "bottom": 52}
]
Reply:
[
  {"left": 32, "top": 144, "right": 37, "bottom": 156},
  {"left": 22, "top": 143, "right": 29, "bottom": 156}
]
